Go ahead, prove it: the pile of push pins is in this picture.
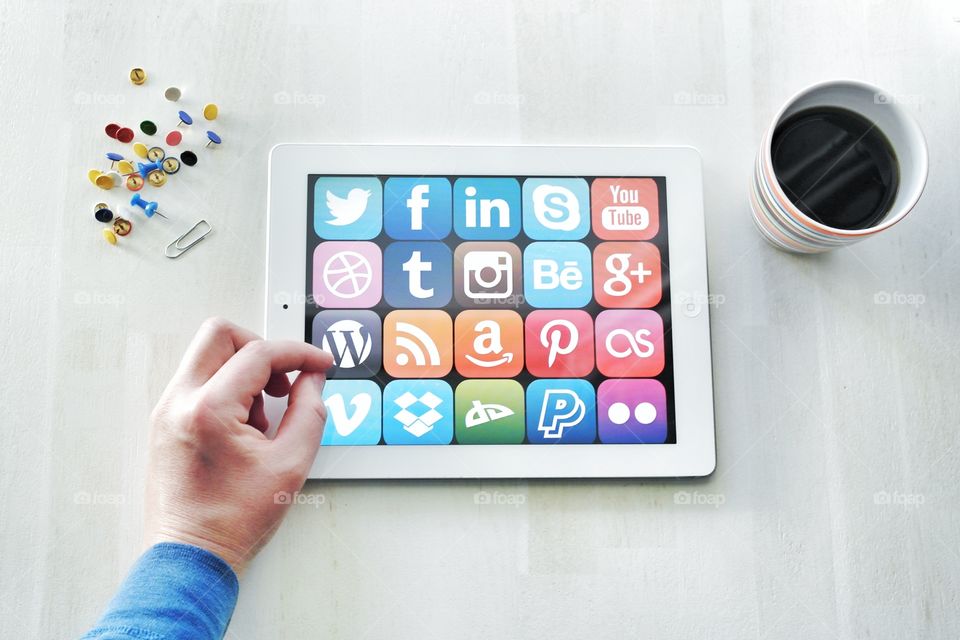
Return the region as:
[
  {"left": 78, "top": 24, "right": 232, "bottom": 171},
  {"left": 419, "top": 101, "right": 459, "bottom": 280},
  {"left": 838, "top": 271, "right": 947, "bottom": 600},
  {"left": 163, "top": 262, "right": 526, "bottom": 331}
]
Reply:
[{"left": 89, "top": 67, "right": 221, "bottom": 254}]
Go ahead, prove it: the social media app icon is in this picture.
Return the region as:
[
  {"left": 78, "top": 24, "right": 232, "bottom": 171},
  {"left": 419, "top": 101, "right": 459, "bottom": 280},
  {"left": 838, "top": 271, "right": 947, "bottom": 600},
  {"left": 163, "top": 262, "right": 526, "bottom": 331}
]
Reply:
[
  {"left": 593, "top": 242, "right": 662, "bottom": 309},
  {"left": 454, "top": 379, "right": 525, "bottom": 444},
  {"left": 526, "top": 379, "right": 596, "bottom": 444},
  {"left": 454, "top": 242, "right": 522, "bottom": 307},
  {"left": 383, "top": 242, "right": 452, "bottom": 308},
  {"left": 313, "top": 241, "right": 382, "bottom": 308},
  {"left": 454, "top": 310, "right": 523, "bottom": 378},
  {"left": 522, "top": 178, "right": 590, "bottom": 239},
  {"left": 597, "top": 379, "right": 668, "bottom": 444},
  {"left": 595, "top": 309, "right": 664, "bottom": 377},
  {"left": 314, "top": 176, "right": 382, "bottom": 240},
  {"left": 383, "top": 310, "right": 452, "bottom": 378},
  {"left": 523, "top": 242, "right": 592, "bottom": 308},
  {"left": 453, "top": 178, "right": 521, "bottom": 240},
  {"left": 590, "top": 178, "right": 659, "bottom": 240},
  {"left": 383, "top": 177, "right": 452, "bottom": 240},
  {"left": 321, "top": 380, "right": 382, "bottom": 445},
  {"left": 383, "top": 380, "right": 453, "bottom": 444},
  {"left": 311, "top": 310, "right": 382, "bottom": 378},
  {"left": 524, "top": 310, "right": 594, "bottom": 377}
]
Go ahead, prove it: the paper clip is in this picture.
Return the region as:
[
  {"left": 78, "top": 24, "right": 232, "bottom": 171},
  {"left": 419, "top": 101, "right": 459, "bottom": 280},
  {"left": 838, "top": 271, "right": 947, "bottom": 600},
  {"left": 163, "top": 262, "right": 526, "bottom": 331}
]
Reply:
[{"left": 165, "top": 220, "right": 211, "bottom": 259}]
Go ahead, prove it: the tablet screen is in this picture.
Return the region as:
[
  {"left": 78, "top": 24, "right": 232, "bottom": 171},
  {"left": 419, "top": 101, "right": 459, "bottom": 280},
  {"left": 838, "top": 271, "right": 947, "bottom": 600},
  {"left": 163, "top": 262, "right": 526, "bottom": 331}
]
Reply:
[{"left": 305, "top": 175, "right": 675, "bottom": 446}]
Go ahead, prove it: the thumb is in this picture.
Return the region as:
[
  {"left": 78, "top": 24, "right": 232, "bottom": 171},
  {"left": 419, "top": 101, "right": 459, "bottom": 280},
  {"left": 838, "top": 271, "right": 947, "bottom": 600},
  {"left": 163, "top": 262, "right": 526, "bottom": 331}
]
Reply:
[{"left": 273, "top": 371, "right": 327, "bottom": 475}]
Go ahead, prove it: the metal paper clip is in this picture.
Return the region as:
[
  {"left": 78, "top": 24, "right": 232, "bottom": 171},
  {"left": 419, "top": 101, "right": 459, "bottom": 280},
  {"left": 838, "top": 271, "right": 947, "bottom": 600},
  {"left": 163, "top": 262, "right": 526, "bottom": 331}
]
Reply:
[{"left": 165, "top": 220, "right": 211, "bottom": 259}]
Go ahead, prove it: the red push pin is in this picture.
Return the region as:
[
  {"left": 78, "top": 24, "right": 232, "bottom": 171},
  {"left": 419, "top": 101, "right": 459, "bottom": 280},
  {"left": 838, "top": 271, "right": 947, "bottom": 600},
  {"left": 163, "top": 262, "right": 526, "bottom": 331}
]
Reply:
[
  {"left": 105, "top": 123, "right": 121, "bottom": 139},
  {"left": 165, "top": 130, "right": 182, "bottom": 147},
  {"left": 116, "top": 127, "right": 135, "bottom": 143}
]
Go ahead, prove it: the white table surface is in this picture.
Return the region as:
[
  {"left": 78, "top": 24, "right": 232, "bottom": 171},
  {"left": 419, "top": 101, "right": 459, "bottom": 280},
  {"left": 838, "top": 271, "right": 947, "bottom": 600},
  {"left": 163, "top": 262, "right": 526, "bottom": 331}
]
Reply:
[{"left": 2, "top": 1, "right": 959, "bottom": 638}]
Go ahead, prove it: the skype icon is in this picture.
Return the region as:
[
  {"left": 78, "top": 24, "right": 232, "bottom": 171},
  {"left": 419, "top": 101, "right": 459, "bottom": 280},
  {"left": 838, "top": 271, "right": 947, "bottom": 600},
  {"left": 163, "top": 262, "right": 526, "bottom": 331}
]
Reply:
[{"left": 522, "top": 178, "right": 590, "bottom": 239}]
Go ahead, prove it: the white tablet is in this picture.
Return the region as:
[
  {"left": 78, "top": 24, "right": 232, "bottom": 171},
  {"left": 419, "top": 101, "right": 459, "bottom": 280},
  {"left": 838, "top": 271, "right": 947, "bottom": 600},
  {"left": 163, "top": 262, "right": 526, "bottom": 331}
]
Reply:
[{"left": 265, "top": 145, "right": 715, "bottom": 478}]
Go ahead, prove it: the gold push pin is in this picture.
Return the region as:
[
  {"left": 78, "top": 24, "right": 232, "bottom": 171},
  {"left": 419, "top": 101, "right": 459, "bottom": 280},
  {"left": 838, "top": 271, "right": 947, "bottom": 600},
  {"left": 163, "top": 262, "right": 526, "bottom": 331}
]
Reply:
[{"left": 129, "top": 68, "right": 146, "bottom": 85}]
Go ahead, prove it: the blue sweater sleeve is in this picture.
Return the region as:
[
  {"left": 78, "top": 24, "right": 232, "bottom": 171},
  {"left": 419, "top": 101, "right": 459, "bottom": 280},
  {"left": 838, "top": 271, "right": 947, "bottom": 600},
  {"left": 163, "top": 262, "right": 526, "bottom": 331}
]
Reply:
[{"left": 81, "top": 542, "right": 239, "bottom": 640}]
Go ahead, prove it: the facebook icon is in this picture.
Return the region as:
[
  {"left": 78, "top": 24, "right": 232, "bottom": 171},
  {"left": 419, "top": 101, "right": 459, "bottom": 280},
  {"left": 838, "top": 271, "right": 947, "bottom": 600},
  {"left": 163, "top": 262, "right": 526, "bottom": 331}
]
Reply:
[
  {"left": 384, "top": 177, "right": 452, "bottom": 240},
  {"left": 383, "top": 241, "right": 452, "bottom": 308}
]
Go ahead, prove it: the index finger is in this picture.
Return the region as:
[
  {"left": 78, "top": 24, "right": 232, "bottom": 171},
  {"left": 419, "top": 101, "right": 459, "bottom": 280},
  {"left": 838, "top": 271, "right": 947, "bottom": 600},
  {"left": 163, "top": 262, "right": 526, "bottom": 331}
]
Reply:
[{"left": 204, "top": 339, "right": 333, "bottom": 406}]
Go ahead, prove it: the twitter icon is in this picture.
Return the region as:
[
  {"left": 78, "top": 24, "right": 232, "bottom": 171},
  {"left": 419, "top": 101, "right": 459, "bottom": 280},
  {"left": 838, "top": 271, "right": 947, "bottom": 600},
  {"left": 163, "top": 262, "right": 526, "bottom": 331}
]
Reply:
[{"left": 314, "top": 177, "right": 382, "bottom": 240}]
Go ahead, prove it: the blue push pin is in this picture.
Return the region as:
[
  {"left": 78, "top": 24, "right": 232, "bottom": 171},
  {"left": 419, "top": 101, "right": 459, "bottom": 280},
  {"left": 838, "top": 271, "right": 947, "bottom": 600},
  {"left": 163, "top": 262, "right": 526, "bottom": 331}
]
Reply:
[
  {"left": 205, "top": 130, "right": 222, "bottom": 148},
  {"left": 130, "top": 193, "right": 168, "bottom": 220},
  {"left": 136, "top": 161, "right": 164, "bottom": 179},
  {"left": 176, "top": 110, "right": 193, "bottom": 127},
  {"left": 106, "top": 152, "right": 124, "bottom": 169}
]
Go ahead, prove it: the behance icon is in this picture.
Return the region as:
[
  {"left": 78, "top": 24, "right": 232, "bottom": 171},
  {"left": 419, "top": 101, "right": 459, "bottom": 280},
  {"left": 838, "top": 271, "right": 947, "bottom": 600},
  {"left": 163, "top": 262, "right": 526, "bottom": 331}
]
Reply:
[{"left": 521, "top": 178, "right": 590, "bottom": 240}]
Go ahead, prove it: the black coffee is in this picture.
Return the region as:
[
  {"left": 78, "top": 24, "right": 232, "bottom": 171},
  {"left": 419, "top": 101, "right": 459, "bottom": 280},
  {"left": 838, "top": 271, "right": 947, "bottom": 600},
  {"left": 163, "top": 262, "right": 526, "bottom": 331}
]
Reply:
[{"left": 771, "top": 106, "right": 899, "bottom": 230}]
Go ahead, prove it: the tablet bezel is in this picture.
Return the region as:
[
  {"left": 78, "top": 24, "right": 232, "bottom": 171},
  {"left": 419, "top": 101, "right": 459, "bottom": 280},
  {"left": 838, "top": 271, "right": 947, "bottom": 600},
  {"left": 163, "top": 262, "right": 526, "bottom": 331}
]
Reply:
[{"left": 265, "top": 144, "right": 715, "bottom": 478}]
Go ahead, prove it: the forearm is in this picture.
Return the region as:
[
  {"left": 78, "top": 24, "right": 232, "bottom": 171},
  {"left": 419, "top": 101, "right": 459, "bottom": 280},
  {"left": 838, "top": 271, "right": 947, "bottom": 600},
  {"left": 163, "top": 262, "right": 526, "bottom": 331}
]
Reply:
[{"left": 81, "top": 543, "right": 239, "bottom": 640}]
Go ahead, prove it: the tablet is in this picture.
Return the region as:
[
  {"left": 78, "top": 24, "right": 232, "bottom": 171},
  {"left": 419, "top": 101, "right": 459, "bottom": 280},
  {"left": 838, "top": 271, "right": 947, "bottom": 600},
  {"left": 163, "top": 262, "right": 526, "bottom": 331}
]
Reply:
[{"left": 265, "top": 145, "right": 715, "bottom": 478}]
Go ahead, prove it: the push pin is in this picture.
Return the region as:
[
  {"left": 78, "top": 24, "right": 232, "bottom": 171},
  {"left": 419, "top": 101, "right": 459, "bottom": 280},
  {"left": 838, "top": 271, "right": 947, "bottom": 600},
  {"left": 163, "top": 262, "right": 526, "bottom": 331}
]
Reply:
[
  {"left": 140, "top": 120, "right": 158, "bottom": 136},
  {"left": 176, "top": 110, "right": 193, "bottom": 127},
  {"left": 88, "top": 169, "right": 103, "bottom": 185},
  {"left": 129, "top": 68, "right": 146, "bottom": 85},
  {"left": 205, "top": 131, "right": 222, "bottom": 148},
  {"left": 180, "top": 151, "right": 198, "bottom": 167},
  {"left": 95, "top": 174, "right": 114, "bottom": 190},
  {"left": 106, "top": 171, "right": 123, "bottom": 188},
  {"left": 147, "top": 146, "right": 166, "bottom": 162},
  {"left": 165, "top": 130, "right": 182, "bottom": 147},
  {"left": 113, "top": 217, "right": 133, "bottom": 236},
  {"left": 125, "top": 174, "right": 144, "bottom": 192},
  {"left": 147, "top": 170, "right": 167, "bottom": 187},
  {"left": 117, "top": 160, "right": 135, "bottom": 175},
  {"left": 203, "top": 103, "right": 219, "bottom": 121},
  {"left": 94, "top": 203, "right": 114, "bottom": 223},
  {"left": 105, "top": 152, "right": 124, "bottom": 169},
  {"left": 116, "top": 127, "right": 135, "bottom": 144},
  {"left": 105, "top": 123, "right": 121, "bottom": 139},
  {"left": 161, "top": 157, "right": 181, "bottom": 174},
  {"left": 130, "top": 193, "right": 168, "bottom": 219},
  {"left": 103, "top": 228, "right": 118, "bottom": 245},
  {"left": 164, "top": 87, "right": 182, "bottom": 102},
  {"left": 136, "top": 161, "right": 164, "bottom": 179}
]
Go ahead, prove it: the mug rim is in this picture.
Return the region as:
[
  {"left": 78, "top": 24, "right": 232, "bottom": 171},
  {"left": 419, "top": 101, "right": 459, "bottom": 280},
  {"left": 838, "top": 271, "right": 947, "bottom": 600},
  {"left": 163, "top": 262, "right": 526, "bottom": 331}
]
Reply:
[{"left": 761, "top": 78, "right": 929, "bottom": 238}]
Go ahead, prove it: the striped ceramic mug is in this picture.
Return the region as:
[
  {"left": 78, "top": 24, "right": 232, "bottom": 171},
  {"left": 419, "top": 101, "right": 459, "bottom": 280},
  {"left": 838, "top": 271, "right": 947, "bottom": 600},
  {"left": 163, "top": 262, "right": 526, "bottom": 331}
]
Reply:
[{"left": 751, "top": 80, "right": 928, "bottom": 253}]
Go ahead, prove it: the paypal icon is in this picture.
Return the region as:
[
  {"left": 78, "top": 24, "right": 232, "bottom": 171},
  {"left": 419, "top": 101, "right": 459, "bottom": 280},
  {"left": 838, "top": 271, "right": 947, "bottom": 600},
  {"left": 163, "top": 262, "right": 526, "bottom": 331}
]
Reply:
[
  {"left": 314, "top": 176, "right": 383, "bottom": 240},
  {"left": 526, "top": 379, "right": 596, "bottom": 443}
]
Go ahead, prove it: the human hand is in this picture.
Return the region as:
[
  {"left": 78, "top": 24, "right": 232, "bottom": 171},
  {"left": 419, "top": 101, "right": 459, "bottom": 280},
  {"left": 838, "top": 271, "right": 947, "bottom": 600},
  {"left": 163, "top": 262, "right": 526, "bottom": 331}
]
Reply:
[{"left": 143, "top": 318, "right": 333, "bottom": 575}]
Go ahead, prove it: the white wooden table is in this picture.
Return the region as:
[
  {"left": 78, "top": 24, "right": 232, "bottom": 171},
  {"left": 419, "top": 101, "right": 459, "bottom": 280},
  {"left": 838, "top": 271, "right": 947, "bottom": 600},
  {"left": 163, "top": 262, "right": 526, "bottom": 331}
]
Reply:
[{"left": 2, "top": 1, "right": 958, "bottom": 638}]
